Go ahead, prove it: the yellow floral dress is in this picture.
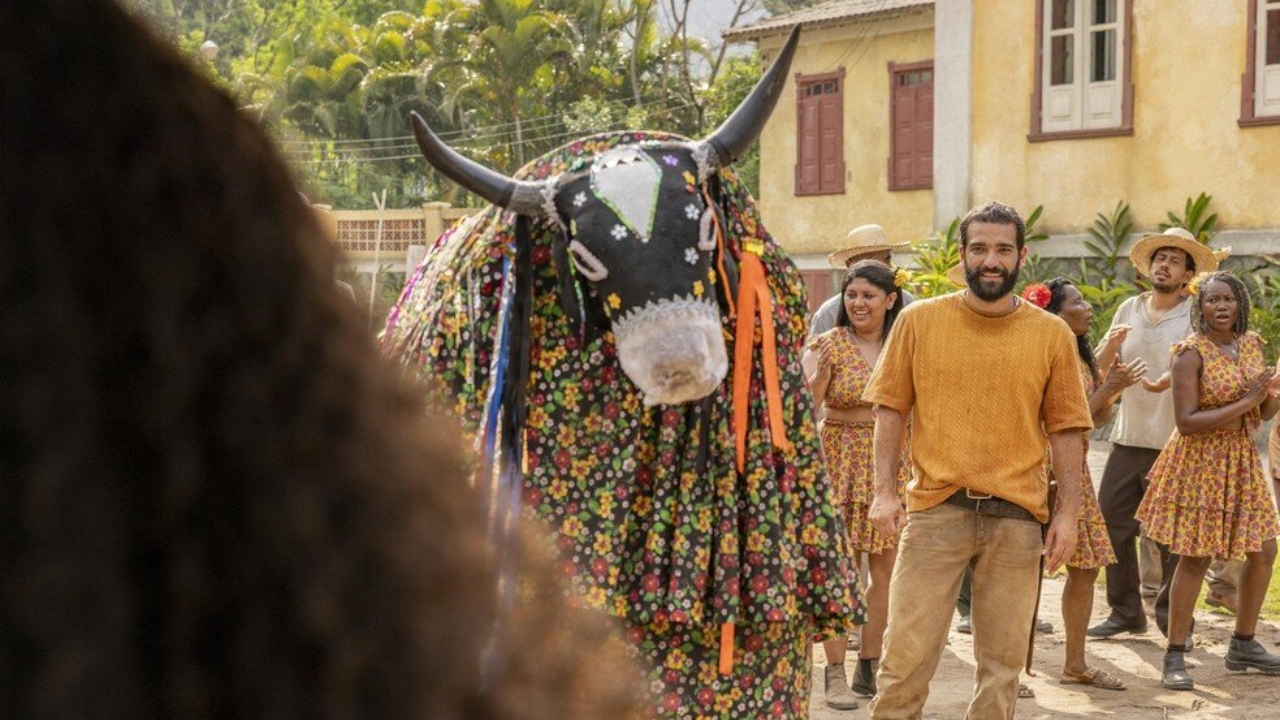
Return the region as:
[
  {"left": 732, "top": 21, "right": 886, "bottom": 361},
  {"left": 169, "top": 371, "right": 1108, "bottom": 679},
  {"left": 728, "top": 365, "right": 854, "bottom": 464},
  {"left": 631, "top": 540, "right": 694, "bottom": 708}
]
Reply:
[
  {"left": 1062, "top": 360, "right": 1117, "bottom": 569},
  {"left": 1137, "top": 331, "right": 1280, "bottom": 560},
  {"left": 813, "top": 327, "right": 910, "bottom": 554}
]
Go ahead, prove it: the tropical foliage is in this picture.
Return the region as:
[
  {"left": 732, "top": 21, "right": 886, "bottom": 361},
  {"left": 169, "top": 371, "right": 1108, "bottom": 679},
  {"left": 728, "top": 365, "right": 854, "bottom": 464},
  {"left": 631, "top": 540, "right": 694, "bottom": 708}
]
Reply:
[{"left": 119, "top": 0, "right": 769, "bottom": 209}]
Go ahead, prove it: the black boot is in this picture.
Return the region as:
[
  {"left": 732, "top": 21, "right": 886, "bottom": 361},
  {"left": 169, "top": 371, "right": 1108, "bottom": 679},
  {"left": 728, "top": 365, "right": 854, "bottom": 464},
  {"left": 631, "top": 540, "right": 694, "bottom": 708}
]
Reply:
[
  {"left": 1225, "top": 636, "right": 1280, "bottom": 674},
  {"left": 850, "top": 657, "right": 877, "bottom": 697},
  {"left": 1161, "top": 650, "right": 1194, "bottom": 691}
]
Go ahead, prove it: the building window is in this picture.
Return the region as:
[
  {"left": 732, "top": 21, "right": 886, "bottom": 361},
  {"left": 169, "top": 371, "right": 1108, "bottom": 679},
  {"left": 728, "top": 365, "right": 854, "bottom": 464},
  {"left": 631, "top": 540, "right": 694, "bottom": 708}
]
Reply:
[
  {"left": 888, "top": 61, "right": 933, "bottom": 191},
  {"left": 795, "top": 69, "right": 845, "bottom": 196},
  {"left": 1030, "top": 0, "right": 1133, "bottom": 140},
  {"left": 1242, "top": 0, "right": 1280, "bottom": 125}
]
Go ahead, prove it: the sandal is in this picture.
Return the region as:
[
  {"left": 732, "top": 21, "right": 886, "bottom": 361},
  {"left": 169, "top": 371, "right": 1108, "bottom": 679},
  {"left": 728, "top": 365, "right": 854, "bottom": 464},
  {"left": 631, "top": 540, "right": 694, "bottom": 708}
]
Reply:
[
  {"left": 1018, "top": 683, "right": 1035, "bottom": 699},
  {"left": 1059, "top": 666, "right": 1126, "bottom": 691}
]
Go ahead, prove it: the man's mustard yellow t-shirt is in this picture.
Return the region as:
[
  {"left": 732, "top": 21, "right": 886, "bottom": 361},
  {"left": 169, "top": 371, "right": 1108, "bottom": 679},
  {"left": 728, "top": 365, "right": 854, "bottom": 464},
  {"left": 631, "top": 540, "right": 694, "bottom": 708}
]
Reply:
[{"left": 862, "top": 292, "right": 1093, "bottom": 522}]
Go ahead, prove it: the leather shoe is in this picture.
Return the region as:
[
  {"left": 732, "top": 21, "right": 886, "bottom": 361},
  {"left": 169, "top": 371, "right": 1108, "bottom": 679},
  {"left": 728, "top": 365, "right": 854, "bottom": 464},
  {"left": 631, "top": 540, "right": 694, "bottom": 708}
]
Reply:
[
  {"left": 1225, "top": 637, "right": 1280, "bottom": 674},
  {"left": 850, "top": 658, "right": 878, "bottom": 697},
  {"left": 1162, "top": 651, "right": 1194, "bottom": 691},
  {"left": 1086, "top": 618, "right": 1146, "bottom": 638}
]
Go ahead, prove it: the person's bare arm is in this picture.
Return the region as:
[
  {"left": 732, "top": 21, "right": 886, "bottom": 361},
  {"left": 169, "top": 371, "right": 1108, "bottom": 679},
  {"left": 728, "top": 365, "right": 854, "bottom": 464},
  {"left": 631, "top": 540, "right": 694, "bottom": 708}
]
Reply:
[
  {"left": 1043, "top": 430, "right": 1082, "bottom": 573},
  {"left": 1172, "top": 349, "right": 1275, "bottom": 434},
  {"left": 800, "top": 342, "right": 831, "bottom": 407},
  {"left": 868, "top": 407, "right": 907, "bottom": 537}
]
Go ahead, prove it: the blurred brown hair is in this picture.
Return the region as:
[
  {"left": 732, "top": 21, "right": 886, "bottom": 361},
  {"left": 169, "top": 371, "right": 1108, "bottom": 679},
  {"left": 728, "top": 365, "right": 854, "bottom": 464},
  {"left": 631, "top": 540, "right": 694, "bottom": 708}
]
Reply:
[{"left": 0, "top": 1, "right": 642, "bottom": 718}]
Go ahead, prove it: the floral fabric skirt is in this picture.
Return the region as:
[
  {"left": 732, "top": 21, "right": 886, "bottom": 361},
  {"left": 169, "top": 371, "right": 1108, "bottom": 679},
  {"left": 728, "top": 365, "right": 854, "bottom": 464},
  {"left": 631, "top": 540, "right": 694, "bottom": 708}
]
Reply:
[
  {"left": 1066, "top": 463, "right": 1116, "bottom": 570},
  {"left": 1137, "top": 428, "right": 1280, "bottom": 560},
  {"left": 625, "top": 615, "right": 823, "bottom": 719},
  {"left": 819, "top": 419, "right": 907, "bottom": 555}
]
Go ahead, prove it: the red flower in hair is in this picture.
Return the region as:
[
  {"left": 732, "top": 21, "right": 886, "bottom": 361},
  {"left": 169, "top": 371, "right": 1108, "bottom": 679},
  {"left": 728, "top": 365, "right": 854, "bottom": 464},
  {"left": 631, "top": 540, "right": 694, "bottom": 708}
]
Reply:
[{"left": 1022, "top": 283, "right": 1052, "bottom": 309}]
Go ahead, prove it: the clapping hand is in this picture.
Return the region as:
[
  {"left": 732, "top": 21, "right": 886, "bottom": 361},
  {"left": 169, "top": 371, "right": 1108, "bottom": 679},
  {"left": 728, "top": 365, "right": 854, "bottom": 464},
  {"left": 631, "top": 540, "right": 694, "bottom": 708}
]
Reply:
[
  {"left": 1247, "top": 368, "right": 1278, "bottom": 404},
  {"left": 1103, "top": 356, "right": 1147, "bottom": 394}
]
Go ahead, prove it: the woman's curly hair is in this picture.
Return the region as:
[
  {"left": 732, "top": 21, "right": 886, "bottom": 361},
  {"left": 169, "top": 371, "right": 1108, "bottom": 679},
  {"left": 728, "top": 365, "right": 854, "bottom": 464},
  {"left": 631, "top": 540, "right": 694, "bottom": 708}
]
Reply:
[
  {"left": 1190, "top": 271, "right": 1251, "bottom": 337},
  {"left": 0, "top": 2, "right": 642, "bottom": 719}
]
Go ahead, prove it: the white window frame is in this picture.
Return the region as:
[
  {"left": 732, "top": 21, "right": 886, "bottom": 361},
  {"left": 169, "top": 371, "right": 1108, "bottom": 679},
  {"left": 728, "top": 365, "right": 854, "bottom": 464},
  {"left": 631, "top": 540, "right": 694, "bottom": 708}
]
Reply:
[
  {"left": 1256, "top": 0, "right": 1280, "bottom": 117},
  {"left": 1040, "top": 0, "right": 1125, "bottom": 133}
]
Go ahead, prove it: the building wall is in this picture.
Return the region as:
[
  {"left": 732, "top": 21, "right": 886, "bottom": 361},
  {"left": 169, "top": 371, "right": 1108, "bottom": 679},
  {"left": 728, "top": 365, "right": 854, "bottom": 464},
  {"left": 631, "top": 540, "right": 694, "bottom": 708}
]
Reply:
[
  {"left": 756, "top": 13, "right": 936, "bottom": 262},
  {"left": 970, "top": 0, "right": 1280, "bottom": 234}
]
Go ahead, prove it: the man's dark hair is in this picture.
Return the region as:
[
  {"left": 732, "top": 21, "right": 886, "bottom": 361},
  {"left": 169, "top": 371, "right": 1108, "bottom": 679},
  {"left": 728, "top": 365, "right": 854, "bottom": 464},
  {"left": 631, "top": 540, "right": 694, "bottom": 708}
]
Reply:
[
  {"left": 1190, "top": 271, "right": 1251, "bottom": 337},
  {"left": 0, "top": 2, "right": 643, "bottom": 718},
  {"left": 1153, "top": 245, "right": 1196, "bottom": 274},
  {"left": 959, "top": 201, "right": 1026, "bottom": 250}
]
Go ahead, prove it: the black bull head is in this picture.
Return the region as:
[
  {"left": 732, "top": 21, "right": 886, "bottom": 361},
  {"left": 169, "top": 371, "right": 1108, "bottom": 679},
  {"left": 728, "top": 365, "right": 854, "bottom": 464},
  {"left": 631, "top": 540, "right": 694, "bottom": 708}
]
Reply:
[{"left": 410, "top": 27, "right": 800, "bottom": 406}]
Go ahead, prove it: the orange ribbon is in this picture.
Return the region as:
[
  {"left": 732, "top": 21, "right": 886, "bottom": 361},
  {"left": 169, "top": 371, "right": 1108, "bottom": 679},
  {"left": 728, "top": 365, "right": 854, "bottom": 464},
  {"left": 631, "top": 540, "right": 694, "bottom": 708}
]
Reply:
[
  {"left": 718, "top": 622, "right": 735, "bottom": 675},
  {"left": 732, "top": 242, "right": 792, "bottom": 474}
]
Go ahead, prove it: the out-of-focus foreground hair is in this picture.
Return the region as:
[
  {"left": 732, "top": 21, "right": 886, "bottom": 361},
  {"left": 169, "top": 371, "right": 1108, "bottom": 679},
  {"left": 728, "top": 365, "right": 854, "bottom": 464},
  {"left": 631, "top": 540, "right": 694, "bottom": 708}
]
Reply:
[{"left": 0, "top": 1, "right": 642, "bottom": 719}]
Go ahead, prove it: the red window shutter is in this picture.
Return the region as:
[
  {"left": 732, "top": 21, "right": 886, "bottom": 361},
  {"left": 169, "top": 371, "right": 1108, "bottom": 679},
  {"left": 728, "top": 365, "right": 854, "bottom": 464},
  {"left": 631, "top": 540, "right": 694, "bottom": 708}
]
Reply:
[
  {"left": 797, "top": 94, "right": 819, "bottom": 194},
  {"left": 799, "top": 269, "right": 836, "bottom": 315},
  {"left": 891, "top": 81, "right": 916, "bottom": 187},
  {"left": 818, "top": 94, "right": 844, "bottom": 192},
  {"left": 888, "top": 63, "right": 934, "bottom": 191},
  {"left": 916, "top": 78, "right": 933, "bottom": 185},
  {"left": 795, "top": 71, "right": 845, "bottom": 196}
]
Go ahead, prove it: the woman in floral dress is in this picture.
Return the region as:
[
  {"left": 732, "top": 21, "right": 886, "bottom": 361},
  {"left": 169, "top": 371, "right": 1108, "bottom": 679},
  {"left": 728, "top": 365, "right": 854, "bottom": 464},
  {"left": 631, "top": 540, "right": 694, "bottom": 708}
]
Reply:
[
  {"left": 1024, "top": 278, "right": 1146, "bottom": 691},
  {"left": 802, "top": 259, "right": 909, "bottom": 709},
  {"left": 1136, "top": 271, "right": 1280, "bottom": 691}
]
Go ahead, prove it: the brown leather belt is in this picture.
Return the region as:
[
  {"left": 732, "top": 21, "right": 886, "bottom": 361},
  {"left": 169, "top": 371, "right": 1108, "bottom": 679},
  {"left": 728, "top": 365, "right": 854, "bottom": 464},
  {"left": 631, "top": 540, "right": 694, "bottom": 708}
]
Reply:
[{"left": 944, "top": 490, "right": 1039, "bottom": 523}]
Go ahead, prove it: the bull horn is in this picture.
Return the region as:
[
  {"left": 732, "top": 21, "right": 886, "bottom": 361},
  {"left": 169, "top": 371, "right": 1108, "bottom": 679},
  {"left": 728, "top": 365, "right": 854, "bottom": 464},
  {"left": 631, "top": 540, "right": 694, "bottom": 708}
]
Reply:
[
  {"left": 697, "top": 24, "right": 801, "bottom": 173},
  {"left": 409, "top": 112, "right": 548, "bottom": 216}
]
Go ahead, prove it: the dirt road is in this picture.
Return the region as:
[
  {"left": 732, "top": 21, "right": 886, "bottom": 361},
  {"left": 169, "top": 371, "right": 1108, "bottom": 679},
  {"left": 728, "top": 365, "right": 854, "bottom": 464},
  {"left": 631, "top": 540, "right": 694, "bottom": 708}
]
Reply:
[
  {"left": 810, "top": 576, "right": 1280, "bottom": 719},
  {"left": 809, "top": 439, "right": 1280, "bottom": 719}
]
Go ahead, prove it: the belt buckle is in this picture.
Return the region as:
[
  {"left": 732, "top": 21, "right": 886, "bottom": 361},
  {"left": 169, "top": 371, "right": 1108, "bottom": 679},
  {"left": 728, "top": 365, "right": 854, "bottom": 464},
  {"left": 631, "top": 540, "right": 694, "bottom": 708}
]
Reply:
[{"left": 965, "top": 489, "right": 994, "bottom": 515}]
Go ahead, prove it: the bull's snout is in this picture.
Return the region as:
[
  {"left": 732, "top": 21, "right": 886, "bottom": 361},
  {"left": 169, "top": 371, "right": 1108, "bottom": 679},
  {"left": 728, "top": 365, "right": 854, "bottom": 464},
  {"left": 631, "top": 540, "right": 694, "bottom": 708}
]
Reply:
[{"left": 613, "top": 302, "right": 728, "bottom": 406}]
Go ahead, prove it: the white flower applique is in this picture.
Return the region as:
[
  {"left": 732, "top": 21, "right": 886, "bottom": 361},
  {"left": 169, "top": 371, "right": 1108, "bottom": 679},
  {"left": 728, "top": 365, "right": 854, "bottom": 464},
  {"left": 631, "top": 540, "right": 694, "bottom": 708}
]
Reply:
[
  {"left": 573, "top": 191, "right": 587, "bottom": 208},
  {"left": 611, "top": 224, "right": 628, "bottom": 241},
  {"left": 684, "top": 247, "right": 699, "bottom": 265},
  {"left": 685, "top": 203, "right": 700, "bottom": 220}
]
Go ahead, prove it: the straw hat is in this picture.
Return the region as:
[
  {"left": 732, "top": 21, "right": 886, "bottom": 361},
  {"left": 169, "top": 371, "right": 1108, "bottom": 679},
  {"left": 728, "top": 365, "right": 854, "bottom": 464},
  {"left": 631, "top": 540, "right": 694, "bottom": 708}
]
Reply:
[
  {"left": 1128, "top": 227, "right": 1219, "bottom": 277},
  {"left": 826, "top": 224, "right": 910, "bottom": 269},
  {"left": 945, "top": 263, "right": 966, "bottom": 287},
  {"left": 1213, "top": 246, "right": 1232, "bottom": 262}
]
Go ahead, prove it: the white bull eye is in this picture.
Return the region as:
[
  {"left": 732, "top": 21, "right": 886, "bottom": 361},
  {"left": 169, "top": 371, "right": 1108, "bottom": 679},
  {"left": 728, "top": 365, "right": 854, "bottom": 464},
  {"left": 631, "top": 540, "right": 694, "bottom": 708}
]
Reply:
[
  {"left": 568, "top": 239, "right": 609, "bottom": 281},
  {"left": 697, "top": 207, "right": 716, "bottom": 251}
]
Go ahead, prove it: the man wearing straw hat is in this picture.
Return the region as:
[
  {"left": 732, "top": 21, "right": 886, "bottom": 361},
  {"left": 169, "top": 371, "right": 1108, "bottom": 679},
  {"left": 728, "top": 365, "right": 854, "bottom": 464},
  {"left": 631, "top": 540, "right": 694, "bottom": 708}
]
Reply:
[
  {"left": 808, "top": 224, "right": 914, "bottom": 337},
  {"left": 1087, "top": 227, "right": 1219, "bottom": 644}
]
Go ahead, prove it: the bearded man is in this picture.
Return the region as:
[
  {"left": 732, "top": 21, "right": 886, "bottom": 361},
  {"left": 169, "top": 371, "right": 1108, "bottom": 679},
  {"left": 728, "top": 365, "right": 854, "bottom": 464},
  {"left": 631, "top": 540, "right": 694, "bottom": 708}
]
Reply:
[{"left": 864, "top": 202, "right": 1090, "bottom": 719}]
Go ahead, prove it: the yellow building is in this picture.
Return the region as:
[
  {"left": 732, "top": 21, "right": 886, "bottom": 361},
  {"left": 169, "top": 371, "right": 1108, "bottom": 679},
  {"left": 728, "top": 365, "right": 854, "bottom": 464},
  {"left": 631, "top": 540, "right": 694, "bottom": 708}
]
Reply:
[{"left": 726, "top": 0, "right": 1280, "bottom": 308}]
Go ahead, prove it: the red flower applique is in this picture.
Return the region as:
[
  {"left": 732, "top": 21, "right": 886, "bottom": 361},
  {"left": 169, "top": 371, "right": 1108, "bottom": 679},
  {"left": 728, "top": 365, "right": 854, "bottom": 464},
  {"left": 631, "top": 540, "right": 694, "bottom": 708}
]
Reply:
[{"left": 1022, "top": 283, "right": 1052, "bottom": 309}]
